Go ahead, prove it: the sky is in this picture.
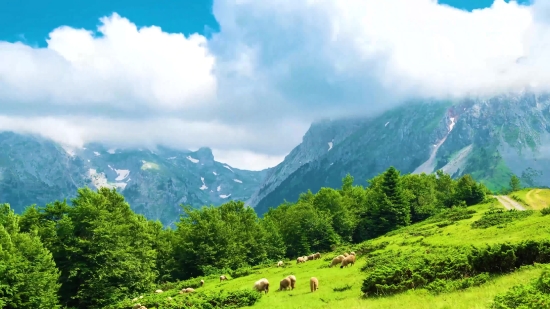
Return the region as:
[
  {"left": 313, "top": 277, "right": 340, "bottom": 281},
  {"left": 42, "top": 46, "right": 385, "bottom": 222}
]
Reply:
[{"left": 0, "top": 0, "right": 546, "bottom": 170}]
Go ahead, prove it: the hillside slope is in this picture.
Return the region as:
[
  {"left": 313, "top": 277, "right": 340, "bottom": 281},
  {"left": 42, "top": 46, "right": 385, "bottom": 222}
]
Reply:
[
  {"left": 254, "top": 93, "right": 550, "bottom": 215},
  {"left": 0, "top": 132, "right": 268, "bottom": 226},
  {"left": 113, "top": 197, "right": 550, "bottom": 309}
]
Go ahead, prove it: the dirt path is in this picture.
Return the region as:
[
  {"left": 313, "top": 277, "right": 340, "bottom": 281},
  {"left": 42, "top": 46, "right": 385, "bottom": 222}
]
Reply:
[{"left": 493, "top": 195, "right": 526, "bottom": 211}]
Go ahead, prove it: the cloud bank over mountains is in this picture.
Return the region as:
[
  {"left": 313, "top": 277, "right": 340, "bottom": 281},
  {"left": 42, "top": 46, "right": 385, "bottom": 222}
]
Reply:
[{"left": 0, "top": 0, "right": 548, "bottom": 169}]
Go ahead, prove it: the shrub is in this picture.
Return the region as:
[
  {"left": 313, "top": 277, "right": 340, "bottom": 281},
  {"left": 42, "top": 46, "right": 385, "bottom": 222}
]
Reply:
[
  {"left": 471, "top": 209, "right": 534, "bottom": 229},
  {"left": 333, "top": 284, "right": 353, "bottom": 292},
  {"left": 541, "top": 207, "right": 550, "bottom": 216},
  {"left": 107, "top": 289, "right": 262, "bottom": 309},
  {"left": 361, "top": 240, "right": 550, "bottom": 297},
  {"left": 491, "top": 266, "right": 550, "bottom": 309}
]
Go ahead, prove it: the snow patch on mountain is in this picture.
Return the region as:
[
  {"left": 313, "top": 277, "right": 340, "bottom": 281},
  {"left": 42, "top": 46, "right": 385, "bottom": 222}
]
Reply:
[
  {"left": 200, "top": 177, "right": 208, "bottom": 190},
  {"left": 223, "top": 165, "right": 234, "bottom": 172},
  {"left": 233, "top": 179, "right": 243, "bottom": 183},
  {"left": 115, "top": 169, "right": 130, "bottom": 181},
  {"left": 186, "top": 156, "right": 199, "bottom": 163},
  {"left": 220, "top": 194, "right": 231, "bottom": 199}
]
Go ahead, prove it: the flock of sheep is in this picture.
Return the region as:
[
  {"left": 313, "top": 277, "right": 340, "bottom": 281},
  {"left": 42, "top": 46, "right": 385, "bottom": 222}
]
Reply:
[
  {"left": 252, "top": 251, "right": 357, "bottom": 295},
  {"left": 131, "top": 251, "right": 357, "bottom": 308}
]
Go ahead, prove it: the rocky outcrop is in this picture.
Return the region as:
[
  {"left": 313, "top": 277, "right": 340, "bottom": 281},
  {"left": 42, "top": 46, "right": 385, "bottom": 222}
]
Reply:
[{"left": 0, "top": 133, "right": 268, "bottom": 227}]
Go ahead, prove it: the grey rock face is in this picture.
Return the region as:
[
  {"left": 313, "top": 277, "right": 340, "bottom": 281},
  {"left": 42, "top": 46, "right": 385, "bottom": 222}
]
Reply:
[
  {"left": 252, "top": 93, "right": 550, "bottom": 215},
  {"left": 0, "top": 133, "right": 268, "bottom": 227}
]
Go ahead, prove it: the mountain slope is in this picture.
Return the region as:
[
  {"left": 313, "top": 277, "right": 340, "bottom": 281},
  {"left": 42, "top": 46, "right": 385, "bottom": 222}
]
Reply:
[
  {"left": 0, "top": 132, "right": 268, "bottom": 226},
  {"left": 253, "top": 93, "right": 550, "bottom": 215}
]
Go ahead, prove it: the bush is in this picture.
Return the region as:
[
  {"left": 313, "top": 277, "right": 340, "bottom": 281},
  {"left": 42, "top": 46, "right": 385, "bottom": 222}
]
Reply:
[
  {"left": 471, "top": 209, "right": 534, "bottom": 229},
  {"left": 491, "top": 266, "right": 550, "bottom": 309},
  {"left": 427, "top": 207, "right": 476, "bottom": 223},
  {"left": 510, "top": 194, "right": 529, "bottom": 207},
  {"left": 361, "top": 240, "right": 550, "bottom": 297},
  {"left": 424, "top": 273, "right": 490, "bottom": 295},
  {"left": 541, "top": 207, "right": 550, "bottom": 216},
  {"left": 107, "top": 289, "right": 262, "bottom": 309}
]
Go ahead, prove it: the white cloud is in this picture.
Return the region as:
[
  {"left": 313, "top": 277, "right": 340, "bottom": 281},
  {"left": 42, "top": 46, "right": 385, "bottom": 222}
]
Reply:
[{"left": 1, "top": 0, "right": 550, "bottom": 169}]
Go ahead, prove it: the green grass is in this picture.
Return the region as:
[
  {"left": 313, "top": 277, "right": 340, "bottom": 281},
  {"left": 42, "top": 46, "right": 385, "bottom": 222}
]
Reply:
[
  {"left": 510, "top": 188, "right": 550, "bottom": 210},
  {"left": 119, "top": 199, "right": 550, "bottom": 309}
]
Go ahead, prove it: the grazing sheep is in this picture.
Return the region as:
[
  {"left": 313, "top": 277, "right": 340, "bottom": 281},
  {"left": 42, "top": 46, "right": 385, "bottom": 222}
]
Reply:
[
  {"left": 297, "top": 257, "right": 305, "bottom": 264},
  {"left": 340, "top": 254, "right": 356, "bottom": 268},
  {"left": 132, "top": 297, "right": 138, "bottom": 302},
  {"left": 343, "top": 252, "right": 349, "bottom": 257},
  {"left": 277, "top": 260, "right": 284, "bottom": 267},
  {"left": 133, "top": 304, "right": 141, "bottom": 309},
  {"left": 155, "top": 289, "right": 163, "bottom": 294},
  {"left": 220, "top": 275, "right": 227, "bottom": 282},
  {"left": 307, "top": 254, "right": 315, "bottom": 261},
  {"left": 279, "top": 277, "right": 292, "bottom": 291},
  {"left": 287, "top": 275, "right": 296, "bottom": 289},
  {"left": 310, "top": 277, "right": 319, "bottom": 292},
  {"left": 182, "top": 288, "right": 195, "bottom": 293},
  {"left": 200, "top": 279, "right": 204, "bottom": 287},
  {"left": 313, "top": 252, "right": 321, "bottom": 260},
  {"left": 350, "top": 251, "right": 356, "bottom": 256},
  {"left": 139, "top": 306, "right": 147, "bottom": 309},
  {"left": 330, "top": 255, "right": 345, "bottom": 268},
  {"left": 253, "top": 278, "right": 270, "bottom": 294}
]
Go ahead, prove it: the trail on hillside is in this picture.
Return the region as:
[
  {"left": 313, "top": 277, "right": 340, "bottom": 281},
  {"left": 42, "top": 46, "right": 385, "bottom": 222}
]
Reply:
[{"left": 494, "top": 195, "right": 526, "bottom": 211}]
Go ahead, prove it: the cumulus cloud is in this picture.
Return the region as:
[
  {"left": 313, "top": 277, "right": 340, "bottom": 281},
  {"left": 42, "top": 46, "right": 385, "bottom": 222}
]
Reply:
[{"left": 1, "top": 0, "right": 550, "bottom": 169}]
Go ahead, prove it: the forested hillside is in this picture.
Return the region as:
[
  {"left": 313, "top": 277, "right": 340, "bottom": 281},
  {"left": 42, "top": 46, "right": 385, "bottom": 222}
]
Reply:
[{"left": 2, "top": 166, "right": 548, "bottom": 309}]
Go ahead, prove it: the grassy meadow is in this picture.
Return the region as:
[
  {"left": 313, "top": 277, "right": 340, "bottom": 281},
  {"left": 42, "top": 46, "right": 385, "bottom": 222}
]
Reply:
[
  {"left": 116, "top": 195, "right": 550, "bottom": 309},
  {"left": 509, "top": 188, "right": 550, "bottom": 210}
]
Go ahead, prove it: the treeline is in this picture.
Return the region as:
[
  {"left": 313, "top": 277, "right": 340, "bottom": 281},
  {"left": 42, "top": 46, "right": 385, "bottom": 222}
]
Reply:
[{"left": 1, "top": 167, "right": 490, "bottom": 308}]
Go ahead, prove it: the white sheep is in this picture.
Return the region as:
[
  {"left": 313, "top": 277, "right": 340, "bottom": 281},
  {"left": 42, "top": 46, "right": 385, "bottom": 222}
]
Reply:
[
  {"left": 310, "top": 277, "right": 319, "bottom": 292},
  {"left": 277, "top": 260, "right": 284, "bottom": 267},
  {"left": 330, "top": 255, "right": 345, "bottom": 268},
  {"left": 253, "top": 278, "right": 270, "bottom": 293},
  {"left": 287, "top": 275, "right": 296, "bottom": 289},
  {"left": 340, "top": 254, "right": 356, "bottom": 268}
]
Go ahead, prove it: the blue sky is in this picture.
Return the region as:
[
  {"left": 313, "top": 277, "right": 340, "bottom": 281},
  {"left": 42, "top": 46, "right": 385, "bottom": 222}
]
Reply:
[{"left": 0, "top": 0, "right": 532, "bottom": 47}]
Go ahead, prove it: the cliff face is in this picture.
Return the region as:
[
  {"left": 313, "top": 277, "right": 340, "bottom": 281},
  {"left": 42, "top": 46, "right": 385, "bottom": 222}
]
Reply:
[
  {"left": 252, "top": 93, "right": 550, "bottom": 215},
  {"left": 0, "top": 133, "right": 268, "bottom": 227}
]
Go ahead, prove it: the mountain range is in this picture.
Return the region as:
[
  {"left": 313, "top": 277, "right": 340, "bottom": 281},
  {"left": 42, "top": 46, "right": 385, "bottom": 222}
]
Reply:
[{"left": 3, "top": 92, "right": 550, "bottom": 224}]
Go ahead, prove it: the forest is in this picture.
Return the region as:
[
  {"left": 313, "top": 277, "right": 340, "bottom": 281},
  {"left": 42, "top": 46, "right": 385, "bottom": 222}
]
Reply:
[{"left": 0, "top": 166, "right": 499, "bottom": 308}]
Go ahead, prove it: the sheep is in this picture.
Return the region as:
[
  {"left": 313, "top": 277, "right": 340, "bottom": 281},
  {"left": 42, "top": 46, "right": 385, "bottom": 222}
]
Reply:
[
  {"left": 340, "top": 254, "right": 356, "bottom": 268},
  {"left": 313, "top": 252, "right": 321, "bottom": 260},
  {"left": 200, "top": 279, "right": 204, "bottom": 287},
  {"left": 139, "top": 296, "right": 144, "bottom": 299},
  {"left": 277, "top": 260, "right": 284, "bottom": 267},
  {"left": 138, "top": 307, "right": 147, "bottom": 309},
  {"left": 167, "top": 297, "right": 172, "bottom": 300},
  {"left": 287, "top": 275, "right": 296, "bottom": 289},
  {"left": 155, "top": 289, "right": 163, "bottom": 293},
  {"left": 350, "top": 251, "right": 356, "bottom": 256},
  {"left": 133, "top": 304, "right": 141, "bottom": 309},
  {"left": 279, "top": 277, "right": 292, "bottom": 291},
  {"left": 307, "top": 254, "right": 315, "bottom": 261},
  {"left": 296, "top": 257, "right": 305, "bottom": 264},
  {"left": 330, "top": 255, "right": 345, "bottom": 268},
  {"left": 181, "top": 288, "right": 195, "bottom": 293},
  {"left": 220, "top": 275, "right": 227, "bottom": 282},
  {"left": 343, "top": 252, "right": 349, "bottom": 257},
  {"left": 310, "top": 277, "right": 319, "bottom": 292},
  {"left": 253, "top": 278, "right": 270, "bottom": 294},
  {"left": 132, "top": 297, "right": 138, "bottom": 302}
]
